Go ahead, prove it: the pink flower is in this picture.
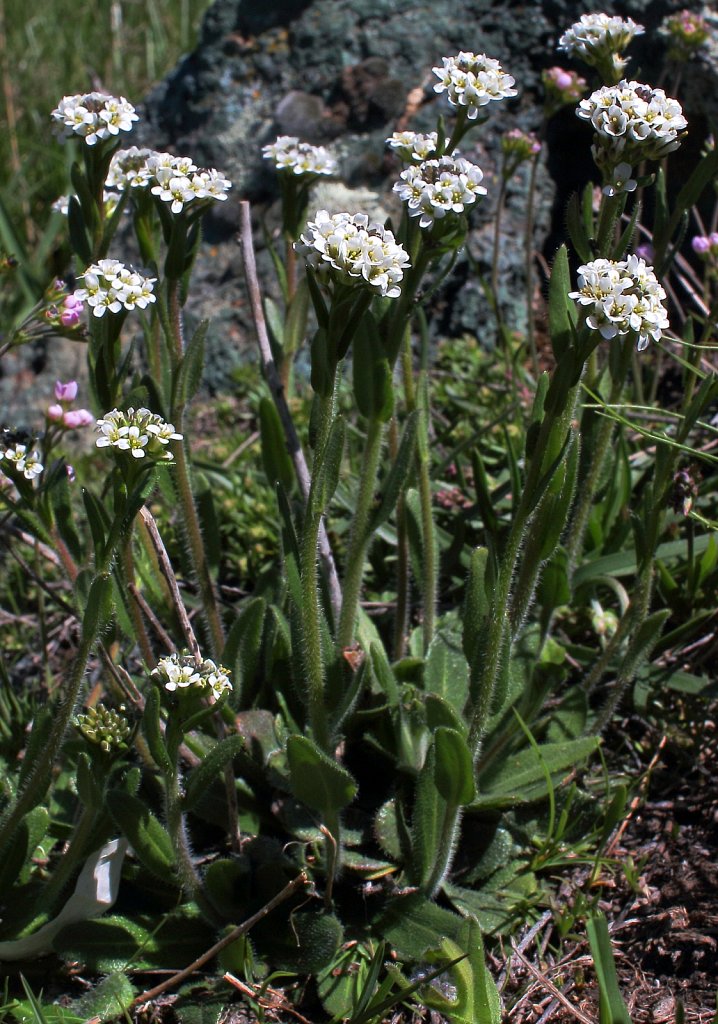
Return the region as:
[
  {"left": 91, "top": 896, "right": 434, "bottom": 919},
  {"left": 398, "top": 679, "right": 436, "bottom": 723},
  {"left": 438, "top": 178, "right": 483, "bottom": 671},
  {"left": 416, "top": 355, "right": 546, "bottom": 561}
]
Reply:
[
  {"left": 63, "top": 409, "right": 94, "bottom": 429},
  {"left": 47, "top": 403, "right": 64, "bottom": 422},
  {"left": 692, "top": 235, "right": 711, "bottom": 255},
  {"left": 55, "top": 380, "right": 78, "bottom": 402}
]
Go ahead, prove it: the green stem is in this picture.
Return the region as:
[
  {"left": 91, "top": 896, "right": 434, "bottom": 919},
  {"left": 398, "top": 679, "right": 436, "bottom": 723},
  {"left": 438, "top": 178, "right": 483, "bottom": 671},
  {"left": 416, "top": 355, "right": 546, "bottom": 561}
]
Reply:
[
  {"left": 122, "top": 534, "right": 155, "bottom": 667},
  {"left": 525, "top": 153, "right": 540, "bottom": 380},
  {"left": 166, "top": 280, "right": 224, "bottom": 659},
  {"left": 390, "top": 412, "right": 410, "bottom": 660},
  {"left": 416, "top": 395, "right": 437, "bottom": 654},
  {"left": 337, "top": 417, "right": 385, "bottom": 650}
]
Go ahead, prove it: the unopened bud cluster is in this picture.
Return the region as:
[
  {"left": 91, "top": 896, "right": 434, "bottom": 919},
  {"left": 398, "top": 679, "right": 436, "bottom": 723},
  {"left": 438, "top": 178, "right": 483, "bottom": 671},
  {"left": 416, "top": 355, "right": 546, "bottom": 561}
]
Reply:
[
  {"left": 51, "top": 92, "right": 138, "bottom": 146},
  {"left": 262, "top": 136, "right": 337, "bottom": 177},
  {"left": 393, "top": 155, "right": 487, "bottom": 229},
  {"left": 75, "top": 703, "right": 131, "bottom": 753},
  {"left": 152, "top": 653, "right": 232, "bottom": 702},
  {"left": 432, "top": 52, "right": 516, "bottom": 118},
  {"left": 660, "top": 9, "right": 710, "bottom": 61},
  {"left": 296, "top": 211, "right": 410, "bottom": 298},
  {"left": 542, "top": 67, "right": 587, "bottom": 111},
  {"left": 47, "top": 380, "right": 93, "bottom": 430},
  {"left": 577, "top": 80, "right": 687, "bottom": 178},
  {"left": 96, "top": 408, "right": 182, "bottom": 461},
  {"left": 74, "top": 259, "right": 156, "bottom": 318},
  {"left": 569, "top": 255, "right": 669, "bottom": 351}
]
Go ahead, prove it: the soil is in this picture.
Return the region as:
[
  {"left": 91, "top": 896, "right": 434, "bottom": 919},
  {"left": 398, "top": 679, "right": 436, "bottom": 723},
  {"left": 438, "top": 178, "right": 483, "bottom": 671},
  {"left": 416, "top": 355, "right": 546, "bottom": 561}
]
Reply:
[{"left": 500, "top": 701, "right": 718, "bottom": 1024}]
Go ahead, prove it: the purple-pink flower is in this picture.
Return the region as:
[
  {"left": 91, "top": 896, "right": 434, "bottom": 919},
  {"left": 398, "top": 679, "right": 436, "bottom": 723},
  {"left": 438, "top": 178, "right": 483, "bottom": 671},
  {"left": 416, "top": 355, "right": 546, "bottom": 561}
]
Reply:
[{"left": 55, "top": 380, "right": 79, "bottom": 402}]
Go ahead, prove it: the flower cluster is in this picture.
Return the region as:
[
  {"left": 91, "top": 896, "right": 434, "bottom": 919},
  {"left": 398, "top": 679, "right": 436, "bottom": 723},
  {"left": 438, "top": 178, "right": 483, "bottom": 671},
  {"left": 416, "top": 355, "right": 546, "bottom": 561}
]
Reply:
[
  {"left": 576, "top": 80, "right": 687, "bottom": 177},
  {"left": 152, "top": 653, "right": 232, "bottom": 702},
  {"left": 296, "top": 211, "right": 410, "bottom": 298},
  {"left": 74, "top": 259, "right": 156, "bottom": 318},
  {"left": 43, "top": 290, "right": 85, "bottom": 331},
  {"left": 75, "top": 703, "right": 131, "bottom": 753},
  {"left": 106, "top": 149, "right": 232, "bottom": 214},
  {"left": 542, "top": 67, "right": 587, "bottom": 114},
  {"left": 262, "top": 136, "right": 337, "bottom": 177},
  {"left": 660, "top": 9, "right": 710, "bottom": 61},
  {"left": 0, "top": 435, "right": 43, "bottom": 480},
  {"left": 501, "top": 129, "right": 541, "bottom": 168},
  {"left": 691, "top": 232, "right": 718, "bottom": 257},
  {"left": 393, "top": 155, "right": 487, "bottom": 229},
  {"left": 386, "top": 131, "right": 445, "bottom": 164},
  {"left": 51, "top": 92, "right": 138, "bottom": 146},
  {"left": 569, "top": 255, "right": 669, "bottom": 351},
  {"left": 432, "top": 52, "right": 516, "bottom": 118},
  {"left": 47, "top": 380, "right": 93, "bottom": 430},
  {"left": 96, "top": 408, "right": 182, "bottom": 461},
  {"left": 558, "top": 13, "right": 644, "bottom": 76}
]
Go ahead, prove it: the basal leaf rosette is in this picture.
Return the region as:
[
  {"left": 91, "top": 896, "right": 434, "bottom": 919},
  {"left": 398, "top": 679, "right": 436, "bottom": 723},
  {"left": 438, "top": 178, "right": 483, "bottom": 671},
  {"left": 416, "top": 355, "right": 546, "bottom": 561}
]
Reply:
[
  {"left": 569, "top": 255, "right": 669, "bottom": 352},
  {"left": 296, "top": 210, "right": 410, "bottom": 299},
  {"left": 576, "top": 80, "right": 687, "bottom": 192}
]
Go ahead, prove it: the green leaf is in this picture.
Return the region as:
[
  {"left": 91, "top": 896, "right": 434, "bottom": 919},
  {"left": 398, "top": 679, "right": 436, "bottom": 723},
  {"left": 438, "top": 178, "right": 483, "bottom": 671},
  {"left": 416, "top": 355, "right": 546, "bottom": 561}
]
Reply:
[
  {"left": 286, "top": 734, "right": 358, "bottom": 814},
  {"left": 70, "top": 972, "right": 135, "bottom": 1023},
  {"left": 434, "top": 727, "right": 476, "bottom": 806},
  {"left": 548, "top": 245, "right": 578, "bottom": 360},
  {"left": 259, "top": 397, "right": 294, "bottom": 493},
  {"left": 76, "top": 753, "right": 104, "bottom": 810},
  {"left": 352, "top": 312, "right": 394, "bottom": 422},
  {"left": 587, "top": 914, "right": 632, "bottom": 1024},
  {"left": 175, "top": 319, "right": 208, "bottom": 405},
  {"left": 474, "top": 737, "right": 599, "bottom": 809},
  {"left": 222, "top": 596, "right": 266, "bottom": 701},
  {"left": 142, "top": 686, "right": 174, "bottom": 776},
  {"left": 369, "top": 410, "right": 419, "bottom": 533},
  {"left": 421, "top": 916, "right": 501, "bottom": 1024},
  {"left": 82, "top": 488, "right": 110, "bottom": 562},
  {"left": 106, "top": 790, "right": 176, "bottom": 880},
  {"left": 284, "top": 276, "right": 311, "bottom": 354},
  {"left": 81, "top": 573, "right": 114, "bottom": 641},
  {"left": 565, "top": 192, "right": 594, "bottom": 264},
  {"left": 67, "top": 195, "right": 91, "bottom": 265},
  {"left": 183, "top": 735, "right": 245, "bottom": 811},
  {"left": 0, "top": 807, "right": 49, "bottom": 890},
  {"left": 425, "top": 627, "right": 470, "bottom": 718},
  {"left": 373, "top": 892, "right": 463, "bottom": 959}
]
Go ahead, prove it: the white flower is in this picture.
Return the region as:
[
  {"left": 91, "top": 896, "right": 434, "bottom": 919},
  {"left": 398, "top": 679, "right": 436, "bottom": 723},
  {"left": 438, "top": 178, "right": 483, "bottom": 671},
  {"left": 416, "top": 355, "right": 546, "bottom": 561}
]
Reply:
[
  {"left": 144, "top": 154, "right": 232, "bottom": 213},
  {"left": 263, "top": 136, "right": 337, "bottom": 177},
  {"left": 107, "top": 147, "right": 159, "bottom": 189},
  {"left": 96, "top": 408, "right": 182, "bottom": 461},
  {"left": 296, "top": 211, "right": 410, "bottom": 298},
  {"left": 602, "top": 161, "right": 637, "bottom": 197},
  {"left": 152, "top": 652, "right": 231, "bottom": 701},
  {"left": 393, "top": 154, "right": 487, "bottom": 229},
  {"left": 51, "top": 92, "right": 138, "bottom": 145},
  {"left": 386, "top": 131, "right": 449, "bottom": 163},
  {"left": 569, "top": 255, "right": 669, "bottom": 350},
  {"left": 74, "top": 261, "right": 156, "bottom": 318},
  {"left": 558, "top": 13, "right": 644, "bottom": 67},
  {"left": 432, "top": 52, "right": 516, "bottom": 118},
  {"left": 0, "top": 441, "right": 43, "bottom": 480},
  {"left": 577, "top": 81, "right": 687, "bottom": 177}
]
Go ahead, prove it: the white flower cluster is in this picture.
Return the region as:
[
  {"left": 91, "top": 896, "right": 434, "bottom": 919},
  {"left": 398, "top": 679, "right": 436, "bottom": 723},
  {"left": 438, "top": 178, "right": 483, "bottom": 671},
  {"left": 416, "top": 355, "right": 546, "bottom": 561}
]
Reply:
[
  {"left": 558, "top": 13, "right": 644, "bottom": 65},
  {"left": 577, "top": 80, "right": 687, "bottom": 175},
  {"left": 96, "top": 408, "right": 182, "bottom": 460},
  {"left": 152, "top": 653, "right": 232, "bottom": 702},
  {"left": 51, "top": 92, "right": 138, "bottom": 146},
  {"left": 569, "top": 255, "right": 669, "bottom": 351},
  {"left": 262, "top": 136, "right": 337, "bottom": 177},
  {"left": 106, "top": 146, "right": 159, "bottom": 189},
  {"left": 433, "top": 52, "right": 517, "bottom": 118},
  {"left": 106, "top": 149, "right": 232, "bottom": 213},
  {"left": 386, "top": 131, "right": 445, "bottom": 163},
  {"left": 0, "top": 441, "right": 43, "bottom": 480},
  {"left": 74, "top": 259, "right": 156, "bottom": 318},
  {"left": 296, "top": 211, "right": 410, "bottom": 298},
  {"left": 393, "top": 155, "right": 487, "bottom": 229}
]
